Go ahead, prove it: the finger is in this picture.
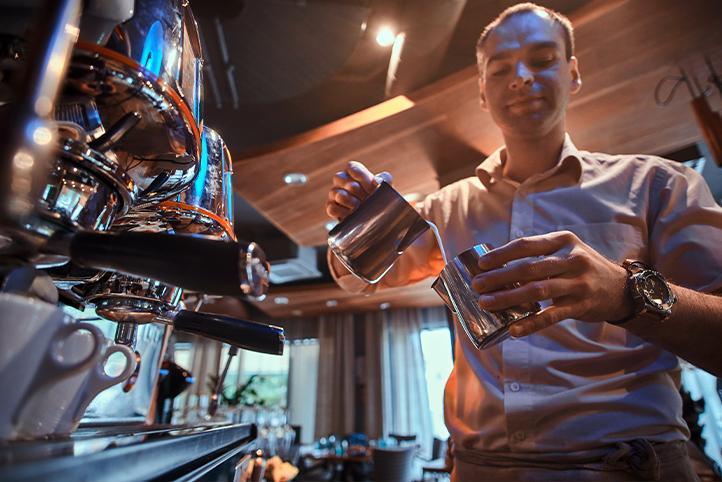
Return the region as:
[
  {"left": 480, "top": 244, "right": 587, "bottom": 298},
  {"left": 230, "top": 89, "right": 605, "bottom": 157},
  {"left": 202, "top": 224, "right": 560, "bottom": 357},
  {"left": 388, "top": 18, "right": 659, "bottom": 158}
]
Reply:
[
  {"left": 344, "top": 180, "right": 367, "bottom": 199},
  {"left": 329, "top": 187, "right": 360, "bottom": 211},
  {"left": 333, "top": 170, "right": 369, "bottom": 201},
  {"left": 472, "top": 255, "right": 571, "bottom": 293},
  {"left": 477, "top": 278, "right": 578, "bottom": 311},
  {"left": 478, "top": 231, "right": 578, "bottom": 270},
  {"left": 326, "top": 200, "right": 352, "bottom": 221},
  {"left": 508, "top": 299, "right": 578, "bottom": 337},
  {"left": 345, "top": 161, "right": 377, "bottom": 194},
  {"left": 332, "top": 170, "right": 353, "bottom": 188}
]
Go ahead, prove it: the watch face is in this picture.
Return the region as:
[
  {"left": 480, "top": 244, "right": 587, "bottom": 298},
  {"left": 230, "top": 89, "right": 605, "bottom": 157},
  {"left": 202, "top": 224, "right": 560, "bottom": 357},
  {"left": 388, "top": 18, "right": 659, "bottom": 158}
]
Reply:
[{"left": 639, "top": 272, "right": 674, "bottom": 310}]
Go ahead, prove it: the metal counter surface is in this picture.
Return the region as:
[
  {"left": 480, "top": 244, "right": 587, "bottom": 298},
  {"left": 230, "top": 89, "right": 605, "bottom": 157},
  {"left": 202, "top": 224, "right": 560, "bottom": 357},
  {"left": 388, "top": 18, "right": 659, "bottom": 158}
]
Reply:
[{"left": 0, "top": 422, "right": 256, "bottom": 482}]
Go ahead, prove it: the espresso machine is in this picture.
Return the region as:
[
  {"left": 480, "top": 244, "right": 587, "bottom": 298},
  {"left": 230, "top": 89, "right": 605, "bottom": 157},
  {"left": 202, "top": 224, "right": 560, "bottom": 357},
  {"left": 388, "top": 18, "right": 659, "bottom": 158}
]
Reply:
[{"left": 0, "top": 1, "right": 282, "bottom": 480}]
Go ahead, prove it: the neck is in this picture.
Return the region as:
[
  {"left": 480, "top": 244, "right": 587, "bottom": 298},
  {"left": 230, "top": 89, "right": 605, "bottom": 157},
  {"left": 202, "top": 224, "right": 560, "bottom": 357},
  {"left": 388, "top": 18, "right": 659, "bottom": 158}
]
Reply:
[{"left": 501, "top": 124, "right": 566, "bottom": 183}]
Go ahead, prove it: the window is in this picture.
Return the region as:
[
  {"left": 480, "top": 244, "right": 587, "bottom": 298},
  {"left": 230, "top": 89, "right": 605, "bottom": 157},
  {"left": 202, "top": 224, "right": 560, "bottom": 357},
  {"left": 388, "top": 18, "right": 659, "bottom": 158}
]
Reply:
[
  {"left": 420, "top": 327, "right": 454, "bottom": 439},
  {"left": 233, "top": 343, "right": 291, "bottom": 408}
]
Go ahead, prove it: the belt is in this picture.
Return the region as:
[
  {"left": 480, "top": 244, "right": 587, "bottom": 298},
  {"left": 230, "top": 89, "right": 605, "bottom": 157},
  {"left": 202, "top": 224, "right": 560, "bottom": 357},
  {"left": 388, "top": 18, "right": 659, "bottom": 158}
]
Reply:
[{"left": 453, "top": 439, "right": 689, "bottom": 481}]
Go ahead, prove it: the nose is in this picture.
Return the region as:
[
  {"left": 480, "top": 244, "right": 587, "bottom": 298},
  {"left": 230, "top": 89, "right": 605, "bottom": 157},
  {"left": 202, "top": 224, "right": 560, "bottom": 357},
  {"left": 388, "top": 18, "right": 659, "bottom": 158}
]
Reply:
[{"left": 510, "top": 61, "right": 533, "bottom": 90}]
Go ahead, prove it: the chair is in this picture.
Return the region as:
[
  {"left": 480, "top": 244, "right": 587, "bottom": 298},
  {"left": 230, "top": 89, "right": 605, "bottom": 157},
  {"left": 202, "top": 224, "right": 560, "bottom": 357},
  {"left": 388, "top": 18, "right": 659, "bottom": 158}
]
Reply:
[
  {"left": 421, "top": 437, "right": 451, "bottom": 481},
  {"left": 371, "top": 446, "right": 416, "bottom": 482},
  {"left": 388, "top": 433, "right": 417, "bottom": 446}
]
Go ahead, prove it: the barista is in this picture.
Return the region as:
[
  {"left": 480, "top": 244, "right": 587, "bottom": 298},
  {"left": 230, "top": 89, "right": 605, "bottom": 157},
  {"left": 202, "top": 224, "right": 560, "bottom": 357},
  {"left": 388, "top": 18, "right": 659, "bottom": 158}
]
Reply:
[{"left": 326, "top": 3, "right": 722, "bottom": 481}]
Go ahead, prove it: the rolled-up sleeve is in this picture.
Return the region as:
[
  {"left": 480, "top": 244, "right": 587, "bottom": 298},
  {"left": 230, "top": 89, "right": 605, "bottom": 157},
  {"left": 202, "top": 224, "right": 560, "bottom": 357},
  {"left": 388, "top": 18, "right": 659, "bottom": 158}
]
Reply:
[{"left": 649, "top": 164, "right": 722, "bottom": 293}]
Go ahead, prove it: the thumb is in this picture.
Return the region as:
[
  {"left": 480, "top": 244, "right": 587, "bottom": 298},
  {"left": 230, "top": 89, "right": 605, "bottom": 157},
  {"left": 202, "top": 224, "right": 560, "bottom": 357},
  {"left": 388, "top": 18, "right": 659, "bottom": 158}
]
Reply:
[{"left": 373, "top": 171, "right": 394, "bottom": 187}]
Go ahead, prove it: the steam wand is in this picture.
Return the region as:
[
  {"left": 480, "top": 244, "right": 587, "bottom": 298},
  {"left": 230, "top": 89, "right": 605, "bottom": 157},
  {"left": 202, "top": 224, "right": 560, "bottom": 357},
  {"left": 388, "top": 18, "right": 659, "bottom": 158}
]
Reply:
[{"left": 208, "top": 345, "right": 238, "bottom": 417}]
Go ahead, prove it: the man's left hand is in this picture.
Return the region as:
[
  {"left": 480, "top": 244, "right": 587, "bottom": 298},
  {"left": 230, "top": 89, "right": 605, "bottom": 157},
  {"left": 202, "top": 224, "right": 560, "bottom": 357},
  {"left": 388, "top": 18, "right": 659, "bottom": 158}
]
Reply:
[{"left": 471, "top": 231, "right": 634, "bottom": 337}]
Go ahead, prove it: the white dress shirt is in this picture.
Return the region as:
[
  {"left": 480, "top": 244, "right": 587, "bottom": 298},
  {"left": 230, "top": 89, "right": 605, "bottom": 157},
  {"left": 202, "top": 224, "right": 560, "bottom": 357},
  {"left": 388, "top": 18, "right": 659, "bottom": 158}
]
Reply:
[{"left": 331, "top": 134, "right": 722, "bottom": 457}]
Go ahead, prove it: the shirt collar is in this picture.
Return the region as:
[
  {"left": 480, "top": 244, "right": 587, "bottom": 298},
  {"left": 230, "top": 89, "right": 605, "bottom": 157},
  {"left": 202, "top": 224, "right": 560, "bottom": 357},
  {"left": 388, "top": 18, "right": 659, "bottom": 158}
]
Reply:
[{"left": 476, "top": 133, "right": 583, "bottom": 189}]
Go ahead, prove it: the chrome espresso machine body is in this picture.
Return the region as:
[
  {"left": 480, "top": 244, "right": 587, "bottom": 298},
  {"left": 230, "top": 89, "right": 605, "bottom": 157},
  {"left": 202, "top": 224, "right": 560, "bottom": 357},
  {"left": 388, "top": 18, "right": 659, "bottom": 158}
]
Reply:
[{"left": 0, "top": 1, "right": 282, "bottom": 480}]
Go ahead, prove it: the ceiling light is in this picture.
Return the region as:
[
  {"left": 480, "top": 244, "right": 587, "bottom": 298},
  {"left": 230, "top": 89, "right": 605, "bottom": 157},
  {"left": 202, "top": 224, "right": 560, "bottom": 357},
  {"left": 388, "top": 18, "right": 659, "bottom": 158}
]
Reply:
[
  {"left": 274, "top": 296, "right": 289, "bottom": 305},
  {"left": 283, "top": 172, "right": 308, "bottom": 186},
  {"left": 376, "top": 26, "right": 396, "bottom": 47},
  {"left": 379, "top": 302, "right": 391, "bottom": 310},
  {"left": 291, "top": 309, "right": 303, "bottom": 316},
  {"left": 326, "top": 300, "right": 338, "bottom": 307}
]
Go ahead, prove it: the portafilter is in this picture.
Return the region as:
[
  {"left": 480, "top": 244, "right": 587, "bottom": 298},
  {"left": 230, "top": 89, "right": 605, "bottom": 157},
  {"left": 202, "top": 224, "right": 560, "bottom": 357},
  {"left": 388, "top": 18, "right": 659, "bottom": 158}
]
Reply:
[{"left": 46, "top": 231, "right": 269, "bottom": 299}]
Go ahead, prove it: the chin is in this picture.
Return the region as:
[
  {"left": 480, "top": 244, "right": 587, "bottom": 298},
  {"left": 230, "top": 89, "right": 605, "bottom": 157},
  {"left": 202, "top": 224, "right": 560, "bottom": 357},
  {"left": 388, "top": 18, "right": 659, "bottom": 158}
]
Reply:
[{"left": 503, "top": 120, "right": 556, "bottom": 139}]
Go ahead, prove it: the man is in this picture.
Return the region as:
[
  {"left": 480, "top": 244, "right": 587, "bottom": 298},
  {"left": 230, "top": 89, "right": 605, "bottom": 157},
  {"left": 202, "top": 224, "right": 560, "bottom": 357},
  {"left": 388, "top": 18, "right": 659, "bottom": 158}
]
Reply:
[{"left": 326, "top": 3, "right": 722, "bottom": 481}]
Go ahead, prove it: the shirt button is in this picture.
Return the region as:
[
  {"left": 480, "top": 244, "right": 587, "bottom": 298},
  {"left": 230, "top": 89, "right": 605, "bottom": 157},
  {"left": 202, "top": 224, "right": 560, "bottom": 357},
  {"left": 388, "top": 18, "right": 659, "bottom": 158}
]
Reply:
[
  {"left": 513, "top": 431, "right": 526, "bottom": 442},
  {"left": 509, "top": 382, "right": 521, "bottom": 392}
]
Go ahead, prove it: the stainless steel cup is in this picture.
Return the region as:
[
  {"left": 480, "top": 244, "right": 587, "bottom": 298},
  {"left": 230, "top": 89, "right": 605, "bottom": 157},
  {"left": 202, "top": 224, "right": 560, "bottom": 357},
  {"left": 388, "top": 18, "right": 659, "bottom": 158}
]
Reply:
[
  {"left": 433, "top": 243, "right": 542, "bottom": 349},
  {"left": 328, "top": 181, "right": 430, "bottom": 284}
]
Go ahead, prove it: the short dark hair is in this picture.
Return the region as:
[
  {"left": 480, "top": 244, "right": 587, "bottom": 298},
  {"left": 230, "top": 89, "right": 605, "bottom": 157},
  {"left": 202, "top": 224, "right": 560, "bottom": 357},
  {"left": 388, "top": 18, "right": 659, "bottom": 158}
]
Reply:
[{"left": 475, "top": 2, "right": 574, "bottom": 69}]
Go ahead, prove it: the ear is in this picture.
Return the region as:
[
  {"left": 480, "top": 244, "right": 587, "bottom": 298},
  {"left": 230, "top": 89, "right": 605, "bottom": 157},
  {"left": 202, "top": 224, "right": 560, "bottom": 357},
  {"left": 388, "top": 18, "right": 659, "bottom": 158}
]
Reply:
[
  {"left": 478, "top": 78, "right": 489, "bottom": 111},
  {"left": 569, "top": 56, "right": 582, "bottom": 94}
]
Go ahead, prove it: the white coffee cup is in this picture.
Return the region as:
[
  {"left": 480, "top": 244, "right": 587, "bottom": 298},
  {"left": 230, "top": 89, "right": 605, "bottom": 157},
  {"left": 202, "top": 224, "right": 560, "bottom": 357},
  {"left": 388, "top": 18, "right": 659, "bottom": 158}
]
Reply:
[
  {"left": 14, "top": 331, "right": 136, "bottom": 437},
  {"left": 0, "top": 293, "right": 104, "bottom": 439}
]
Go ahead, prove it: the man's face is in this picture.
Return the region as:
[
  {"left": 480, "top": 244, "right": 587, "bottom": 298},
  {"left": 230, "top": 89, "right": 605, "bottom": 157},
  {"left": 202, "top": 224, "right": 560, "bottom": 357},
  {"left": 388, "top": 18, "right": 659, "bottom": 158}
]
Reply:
[{"left": 478, "top": 10, "right": 581, "bottom": 138}]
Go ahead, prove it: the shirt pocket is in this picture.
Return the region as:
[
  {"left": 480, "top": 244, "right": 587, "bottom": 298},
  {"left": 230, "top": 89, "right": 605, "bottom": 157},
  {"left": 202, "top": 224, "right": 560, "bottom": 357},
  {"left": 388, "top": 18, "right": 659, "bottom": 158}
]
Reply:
[{"left": 554, "top": 222, "right": 646, "bottom": 263}]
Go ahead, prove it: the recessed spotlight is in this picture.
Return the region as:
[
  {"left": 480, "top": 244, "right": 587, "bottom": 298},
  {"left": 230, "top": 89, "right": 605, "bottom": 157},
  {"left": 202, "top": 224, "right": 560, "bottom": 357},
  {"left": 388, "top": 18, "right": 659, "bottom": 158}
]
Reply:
[
  {"left": 326, "top": 300, "right": 338, "bottom": 307},
  {"left": 283, "top": 172, "right": 308, "bottom": 186},
  {"left": 376, "top": 26, "right": 395, "bottom": 47},
  {"left": 379, "top": 302, "right": 391, "bottom": 310},
  {"left": 274, "top": 296, "right": 289, "bottom": 305},
  {"left": 291, "top": 309, "right": 303, "bottom": 316}
]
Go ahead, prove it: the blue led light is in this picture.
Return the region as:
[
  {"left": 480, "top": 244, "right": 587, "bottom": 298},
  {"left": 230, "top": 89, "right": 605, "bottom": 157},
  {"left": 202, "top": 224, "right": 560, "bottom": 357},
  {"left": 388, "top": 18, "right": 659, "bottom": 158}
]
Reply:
[
  {"left": 191, "top": 130, "right": 209, "bottom": 201},
  {"left": 140, "top": 21, "right": 164, "bottom": 77}
]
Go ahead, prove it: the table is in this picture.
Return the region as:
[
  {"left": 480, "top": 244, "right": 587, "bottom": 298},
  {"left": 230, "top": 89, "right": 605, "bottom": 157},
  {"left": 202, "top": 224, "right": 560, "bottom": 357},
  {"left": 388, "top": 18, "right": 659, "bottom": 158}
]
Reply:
[{"left": 301, "top": 448, "right": 371, "bottom": 481}]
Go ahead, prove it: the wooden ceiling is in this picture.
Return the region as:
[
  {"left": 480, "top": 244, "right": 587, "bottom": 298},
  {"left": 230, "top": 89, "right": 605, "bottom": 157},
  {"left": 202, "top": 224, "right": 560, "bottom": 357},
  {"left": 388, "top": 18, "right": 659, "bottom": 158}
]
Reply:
[
  {"left": 234, "top": 0, "right": 722, "bottom": 319},
  {"left": 254, "top": 278, "right": 442, "bottom": 319}
]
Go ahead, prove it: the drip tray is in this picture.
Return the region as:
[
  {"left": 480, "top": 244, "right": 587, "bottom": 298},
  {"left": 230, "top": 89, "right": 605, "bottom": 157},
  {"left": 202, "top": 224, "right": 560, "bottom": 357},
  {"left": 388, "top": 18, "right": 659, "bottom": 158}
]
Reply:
[{"left": 0, "top": 422, "right": 256, "bottom": 482}]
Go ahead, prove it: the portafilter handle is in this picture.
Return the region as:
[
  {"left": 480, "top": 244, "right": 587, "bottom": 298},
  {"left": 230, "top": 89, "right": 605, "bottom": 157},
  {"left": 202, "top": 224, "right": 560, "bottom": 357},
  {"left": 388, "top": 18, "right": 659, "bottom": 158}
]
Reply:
[
  {"left": 46, "top": 231, "right": 269, "bottom": 298},
  {"left": 170, "top": 310, "right": 285, "bottom": 355}
]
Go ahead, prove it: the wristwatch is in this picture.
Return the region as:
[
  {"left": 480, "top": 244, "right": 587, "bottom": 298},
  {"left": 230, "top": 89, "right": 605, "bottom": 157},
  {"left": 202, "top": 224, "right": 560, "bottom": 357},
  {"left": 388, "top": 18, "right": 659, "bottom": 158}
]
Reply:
[{"left": 609, "top": 260, "right": 677, "bottom": 325}]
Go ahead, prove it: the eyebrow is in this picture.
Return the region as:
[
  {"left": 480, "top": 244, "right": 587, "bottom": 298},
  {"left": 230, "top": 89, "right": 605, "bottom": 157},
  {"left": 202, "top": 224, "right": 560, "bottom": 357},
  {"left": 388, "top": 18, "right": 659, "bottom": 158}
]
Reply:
[{"left": 486, "top": 41, "right": 560, "bottom": 65}]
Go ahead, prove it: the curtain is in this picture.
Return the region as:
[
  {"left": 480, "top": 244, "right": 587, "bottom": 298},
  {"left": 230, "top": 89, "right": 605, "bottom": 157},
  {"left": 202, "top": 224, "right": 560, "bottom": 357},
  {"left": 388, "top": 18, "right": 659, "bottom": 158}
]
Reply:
[
  {"left": 314, "top": 313, "right": 356, "bottom": 438},
  {"left": 363, "top": 312, "right": 385, "bottom": 439},
  {"left": 288, "top": 340, "right": 320, "bottom": 444},
  {"left": 376, "top": 308, "right": 435, "bottom": 457}
]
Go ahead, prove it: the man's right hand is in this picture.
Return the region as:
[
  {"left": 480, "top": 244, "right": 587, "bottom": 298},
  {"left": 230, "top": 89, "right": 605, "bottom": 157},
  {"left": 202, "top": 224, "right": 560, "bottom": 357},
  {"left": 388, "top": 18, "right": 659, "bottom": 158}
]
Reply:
[{"left": 326, "top": 160, "right": 393, "bottom": 221}]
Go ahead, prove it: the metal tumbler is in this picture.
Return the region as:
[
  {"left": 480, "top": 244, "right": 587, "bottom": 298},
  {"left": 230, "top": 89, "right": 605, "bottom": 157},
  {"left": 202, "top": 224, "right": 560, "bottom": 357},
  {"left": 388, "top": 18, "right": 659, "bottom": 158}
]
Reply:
[
  {"left": 433, "top": 243, "right": 542, "bottom": 349},
  {"left": 328, "top": 181, "right": 430, "bottom": 284}
]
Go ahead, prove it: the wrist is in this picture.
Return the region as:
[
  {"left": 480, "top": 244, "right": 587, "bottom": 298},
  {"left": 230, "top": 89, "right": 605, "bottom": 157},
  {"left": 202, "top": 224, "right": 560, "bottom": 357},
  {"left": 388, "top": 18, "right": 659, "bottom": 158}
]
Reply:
[
  {"left": 609, "top": 266, "right": 637, "bottom": 325},
  {"left": 608, "top": 260, "right": 676, "bottom": 326}
]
